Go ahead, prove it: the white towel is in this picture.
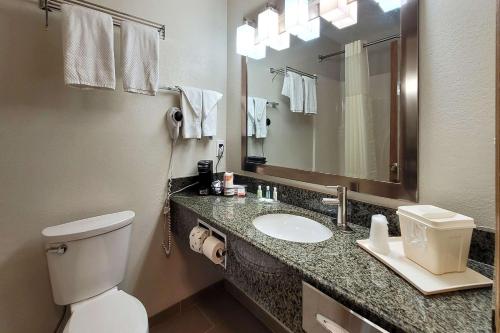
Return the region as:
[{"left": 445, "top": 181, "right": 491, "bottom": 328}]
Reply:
[
  {"left": 61, "top": 4, "right": 115, "bottom": 90},
  {"left": 121, "top": 21, "right": 159, "bottom": 96},
  {"left": 247, "top": 97, "right": 255, "bottom": 137},
  {"left": 253, "top": 97, "right": 268, "bottom": 138},
  {"left": 303, "top": 76, "right": 317, "bottom": 114},
  {"left": 202, "top": 90, "right": 223, "bottom": 137},
  {"left": 179, "top": 86, "right": 203, "bottom": 139},
  {"left": 281, "top": 72, "right": 303, "bottom": 112}
]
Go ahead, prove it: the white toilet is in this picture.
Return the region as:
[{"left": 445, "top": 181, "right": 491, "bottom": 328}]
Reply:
[{"left": 42, "top": 211, "right": 148, "bottom": 333}]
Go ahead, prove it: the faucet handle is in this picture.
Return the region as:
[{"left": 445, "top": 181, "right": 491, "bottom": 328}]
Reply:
[
  {"left": 326, "top": 185, "right": 347, "bottom": 196},
  {"left": 322, "top": 198, "right": 340, "bottom": 206}
]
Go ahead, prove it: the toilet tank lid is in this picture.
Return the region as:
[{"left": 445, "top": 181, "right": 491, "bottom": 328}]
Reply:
[{"left": 42, "top": 211, "right": 135, "bottom": 243}]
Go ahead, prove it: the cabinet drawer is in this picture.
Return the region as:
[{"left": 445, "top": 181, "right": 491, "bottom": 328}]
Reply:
[{"left": 302, "top": 282, "right": 388, "bottom": 333}]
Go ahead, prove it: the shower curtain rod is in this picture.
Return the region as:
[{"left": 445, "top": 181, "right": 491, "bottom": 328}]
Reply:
[
  {"left": 39, "top": 0, "right": 166, "bottom": 39},
  {"left": 270, "top": 66, "right": 318, "bottom": 80},
  {"left": 318, "top": 34, "right": 400, "bottom": 62}
]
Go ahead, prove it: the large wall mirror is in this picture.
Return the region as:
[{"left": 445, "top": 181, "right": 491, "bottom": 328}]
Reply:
[{"left": 241, "top": 0, "right": 418, "bottom": 201}]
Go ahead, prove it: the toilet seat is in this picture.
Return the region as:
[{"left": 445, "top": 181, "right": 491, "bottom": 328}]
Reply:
[{"left": 64, "top": 290, "right": 148, "bottom": 333}]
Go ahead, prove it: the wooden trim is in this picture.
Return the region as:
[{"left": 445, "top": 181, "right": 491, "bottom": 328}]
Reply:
[
  {"left": 241, "top": 56, "right": 248, "bottom": 171},
  {"left": 495, "top": 0, "right": 500, "bottom": 331},
  {"left": 389, "top": 40, "right": 399, "bottom": 182}
]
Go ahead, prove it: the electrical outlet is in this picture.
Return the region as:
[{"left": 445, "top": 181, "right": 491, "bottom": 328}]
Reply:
[{"left": 216, "top": 140, "right": 225, "bottom": 158}]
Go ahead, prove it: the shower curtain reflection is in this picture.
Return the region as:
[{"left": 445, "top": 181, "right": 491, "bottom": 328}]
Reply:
[{"left": 343, "top": 40, "right": 377, "bottom": 179}]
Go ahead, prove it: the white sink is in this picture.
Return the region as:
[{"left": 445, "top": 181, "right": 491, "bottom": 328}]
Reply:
[{"left": 252, "top": 213, "right": 333, "bottom": 243}]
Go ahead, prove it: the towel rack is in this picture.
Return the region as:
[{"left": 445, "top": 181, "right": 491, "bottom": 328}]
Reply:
[
  {"left": 159, "top": 86, "right": 181, "bottom": 93},
  {"left": 39, "top": 0, "right": 166, "bottom": 39},
  {"left": 270, "top": 66, "right": 318, "bottom": 80}
]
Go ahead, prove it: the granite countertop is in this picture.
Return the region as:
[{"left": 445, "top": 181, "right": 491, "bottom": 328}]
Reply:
[{"left": 171, "top": 192, "right": 493, "bottom": 333}]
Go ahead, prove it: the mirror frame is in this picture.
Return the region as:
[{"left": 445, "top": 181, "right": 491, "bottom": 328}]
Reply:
[
  {"left": 495, "top": 0, "right": 499, "bottom": 328},
  {"left": 241, "top": 0, "right": 419, "bottom": 201}
]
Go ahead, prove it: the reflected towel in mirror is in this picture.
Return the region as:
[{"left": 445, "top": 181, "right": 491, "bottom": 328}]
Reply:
[
  {"left": 303, "top": 76, "right": 317, "bottom": 115},
  {"left": 253, "top": 97, "right": 268, "bottom": 138},
  {"left": 281, "top": 72, "right": 304, "bottom": 112}
]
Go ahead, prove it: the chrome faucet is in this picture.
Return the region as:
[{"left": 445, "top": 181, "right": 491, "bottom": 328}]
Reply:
[{"left": 322, "top": 186, "right": 352, "bottom": 233}]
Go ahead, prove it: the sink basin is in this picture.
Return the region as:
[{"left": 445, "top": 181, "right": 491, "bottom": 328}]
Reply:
[{"left": 252, "top": 214, "right": 333, "bottom": 243}]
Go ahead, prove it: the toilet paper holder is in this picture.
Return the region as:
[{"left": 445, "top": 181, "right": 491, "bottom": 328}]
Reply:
[{"left": 198, "top": 219, "right": 227, "bottom": 269}]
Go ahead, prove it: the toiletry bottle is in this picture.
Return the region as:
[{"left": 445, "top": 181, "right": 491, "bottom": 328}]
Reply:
[
  {"left": 273, "top": 187, "right": 278, "bottom": 201},
  {"left": 266, "top": 186, "right": 271, "bottom": 199},
  {"left": 257, "top": 185, "right": 262, "bottom": 199}
]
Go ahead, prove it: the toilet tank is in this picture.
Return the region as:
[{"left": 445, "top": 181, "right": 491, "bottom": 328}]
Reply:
[{"left": 42, "top": 211, "right": 135, "bottom": 305}]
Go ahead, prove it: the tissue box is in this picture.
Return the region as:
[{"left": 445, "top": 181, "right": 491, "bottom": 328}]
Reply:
[{"left": 397, "top": 205, "right": 476, "bottom": 275}]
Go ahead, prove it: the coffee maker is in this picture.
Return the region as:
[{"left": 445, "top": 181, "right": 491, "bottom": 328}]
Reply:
[{"left": 197, "top": 160, "right": 213, "bottom": 195}]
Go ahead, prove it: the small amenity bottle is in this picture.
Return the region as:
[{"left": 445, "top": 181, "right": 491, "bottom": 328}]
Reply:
[
  {"left": 273, "top": 187, "right": 278, "bottom": 201},
  {"left": 257, "top": 185, "right": 263, "bottom": 199},
  {"left": 266, "top": 186, "right": 271, "bottom": 199}
]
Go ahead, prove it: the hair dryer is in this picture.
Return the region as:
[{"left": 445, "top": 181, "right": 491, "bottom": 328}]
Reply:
[{"left": 166, "top": 107, "right": 183, "bottom": 141}]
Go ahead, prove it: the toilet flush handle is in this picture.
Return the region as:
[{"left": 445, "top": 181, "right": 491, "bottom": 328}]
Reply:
[{"left": 46, "top": 244, "right": 67, "bottom": 255}]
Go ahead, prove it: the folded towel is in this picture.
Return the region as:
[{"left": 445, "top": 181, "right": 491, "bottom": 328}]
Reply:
[
  {"left": 303, "top": 76, "right": 317, "bottom": 114},
  {"left": 202, "top": 90, "right": 223, "bottom": 137},
  {"left": 253, "top": 97, "right": 268, "bottom": 138},
  {"left": 179, "top": 86, "right": 203, "bottom": 139},
  {"left": 281, "top": 72, "right": 303, "bottom": 112},
  {"left": 247, "top": 97, "right": 255, "bottom": 136},
  {"left": 121, "top": 21, "right": 159, "bottom": 96},
  {"left": 61, "top": 4, "right": 115, "bottom": 90}
]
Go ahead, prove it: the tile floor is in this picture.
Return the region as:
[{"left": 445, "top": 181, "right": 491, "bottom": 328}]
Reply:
[{"left": 149, "top": 283, "right": 272, "bottom": 333}]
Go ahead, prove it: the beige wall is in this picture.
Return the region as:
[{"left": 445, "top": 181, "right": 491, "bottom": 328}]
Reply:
[
  {"left": 419, "top": 0, "right": 496, "bottom": 229},
  {"left": 0, "top": 0, "right": 226, "bottom": 332},
  {"left": 227, "top": 0, "right": 496, "bottom": 228}
]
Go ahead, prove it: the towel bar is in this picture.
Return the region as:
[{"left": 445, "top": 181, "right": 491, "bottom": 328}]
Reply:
[{"left": 39, "top": 0, "right": 166, "bottom": 39}]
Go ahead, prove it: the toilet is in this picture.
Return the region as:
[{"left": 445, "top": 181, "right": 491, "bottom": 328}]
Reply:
[{"left": 42, "top": 211, "right": 148, "bottom": 333}]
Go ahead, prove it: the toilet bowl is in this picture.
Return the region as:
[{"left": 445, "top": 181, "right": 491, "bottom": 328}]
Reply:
[
  {"left": 42, "top": 211, "right": 148, "bottom": 333},
  {"left": 63, "top": 288, "right": 148, "bottom": 333}
]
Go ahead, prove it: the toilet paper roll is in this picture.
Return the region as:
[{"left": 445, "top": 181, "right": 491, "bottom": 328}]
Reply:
[
  {"left": 189, "top": 226, "right": 209, "bottom": 253},
  {"left": 202, "top": 236, "right": 225, "bottom": 265}
]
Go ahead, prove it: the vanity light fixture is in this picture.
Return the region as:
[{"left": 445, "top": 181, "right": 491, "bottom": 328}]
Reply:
[
  {"left": 332, "top": 0, "right": 357, "bottom": 29},
  {"left": 236, "top": 21, "right": 256, "bottom": 56},
  {"left": 297, "top": 17, "right": 320, "bottom": 41},
  {"left": 248, "top": 42, "right": 267, "bottom": 60},
  {"left": 269, "top": 32, "right": 291, "bottom": 51},
  {"left": 258, "top": 7, "right": 279, "bottom": 46},
  {"left": 285, "top": 0, "right": 310, "bottom": 36},
  {"left": 236, "top": 21, "right": 266, "bottom": 60},
  {"left": 373, "top": 0, "right": 401, "bottom": 12},
  {"left": 320, "top": 0, "right": 358, "bottom": 29}
]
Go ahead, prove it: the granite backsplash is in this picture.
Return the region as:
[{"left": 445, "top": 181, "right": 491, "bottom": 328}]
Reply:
[{"left": 171, "top": 173, "right": 495, "bottom": 266}]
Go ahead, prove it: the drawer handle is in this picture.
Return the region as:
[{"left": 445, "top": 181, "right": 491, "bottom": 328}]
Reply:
[{"left": 316, "top": 313, "right": 349, "bottom": 333}]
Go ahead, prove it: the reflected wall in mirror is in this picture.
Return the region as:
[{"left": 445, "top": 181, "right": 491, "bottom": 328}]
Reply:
[{"left": 243, "top": 0, "right": 418, "bottom": 201}]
